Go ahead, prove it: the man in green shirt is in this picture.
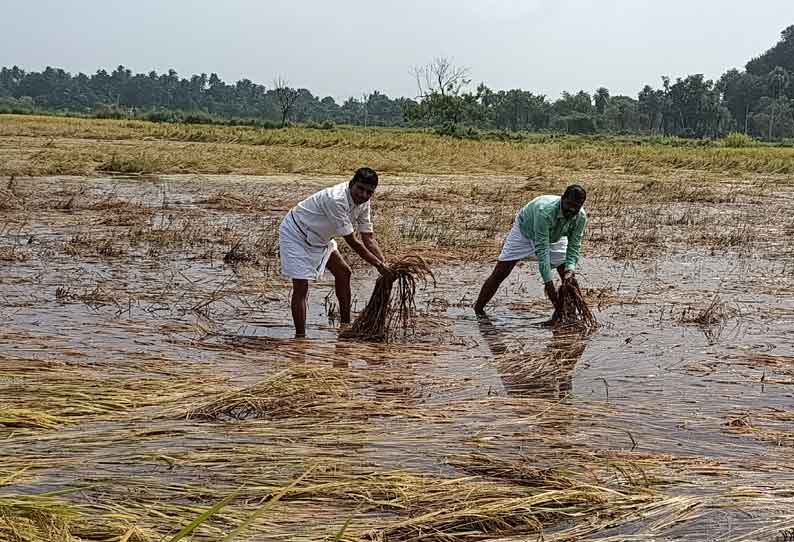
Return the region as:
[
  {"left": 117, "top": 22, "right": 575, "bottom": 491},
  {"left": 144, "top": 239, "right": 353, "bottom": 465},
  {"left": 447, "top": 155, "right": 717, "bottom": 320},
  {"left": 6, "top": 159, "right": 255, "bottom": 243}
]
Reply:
[{"left": 474, "top": 185, "right": 587, "bottom": 316}]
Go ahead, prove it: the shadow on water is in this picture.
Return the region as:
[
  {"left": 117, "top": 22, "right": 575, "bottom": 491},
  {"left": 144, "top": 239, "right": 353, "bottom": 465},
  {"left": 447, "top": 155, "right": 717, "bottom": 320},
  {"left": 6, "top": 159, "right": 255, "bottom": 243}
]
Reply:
[{"left": 476, "top": 315, "right": 588, "bottom": 399}]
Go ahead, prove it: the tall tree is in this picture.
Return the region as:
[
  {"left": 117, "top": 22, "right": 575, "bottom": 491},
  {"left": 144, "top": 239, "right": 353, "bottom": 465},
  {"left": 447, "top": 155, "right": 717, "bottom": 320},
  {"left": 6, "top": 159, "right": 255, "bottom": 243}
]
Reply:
[
  {"left": 766, "top": 66, "right": 791, "bottom": 138},
  {"left": 272, "top": 76, "right": 299, "bottom": 127},
  {"left": 410, "top": 57, "right": 473, "bottom": 129},
  {"left": 594, "top": 87, "right": 610, "bottom": 115},
  {"left": 412, "top": 57, "right": 470, "bottom": 98},
  {"left": 638, "top": 84, "right": 664, "bottom": 133},
  {"left": 719, "top": 69, "right": 764, "bottom": 134},
  {"left": 747, "top": 25, "right": 794, "bottom": 76}
]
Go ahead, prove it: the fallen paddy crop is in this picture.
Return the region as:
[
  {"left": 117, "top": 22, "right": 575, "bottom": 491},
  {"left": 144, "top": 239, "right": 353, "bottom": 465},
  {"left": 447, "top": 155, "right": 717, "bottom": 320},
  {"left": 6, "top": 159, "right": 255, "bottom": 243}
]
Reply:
[
  {"left": 2, "top": 121, "right": 794, "bottom": 539},
  {"left": 3, "top": 115, "right": 794, "bottom": 178}
]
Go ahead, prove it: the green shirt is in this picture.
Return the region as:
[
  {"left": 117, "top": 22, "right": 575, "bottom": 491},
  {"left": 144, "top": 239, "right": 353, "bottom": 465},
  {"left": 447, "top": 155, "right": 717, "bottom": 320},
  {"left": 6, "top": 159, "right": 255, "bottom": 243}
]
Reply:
[{"left": 517, "top": 195, "right": 587, "bottom": 283}]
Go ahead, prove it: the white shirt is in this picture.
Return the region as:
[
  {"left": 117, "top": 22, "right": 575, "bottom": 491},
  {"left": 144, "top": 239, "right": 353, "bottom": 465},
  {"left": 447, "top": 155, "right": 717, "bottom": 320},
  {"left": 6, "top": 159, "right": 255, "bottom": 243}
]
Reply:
[{"left": 289, "top": 182, "right": 373, "bottom": 247}]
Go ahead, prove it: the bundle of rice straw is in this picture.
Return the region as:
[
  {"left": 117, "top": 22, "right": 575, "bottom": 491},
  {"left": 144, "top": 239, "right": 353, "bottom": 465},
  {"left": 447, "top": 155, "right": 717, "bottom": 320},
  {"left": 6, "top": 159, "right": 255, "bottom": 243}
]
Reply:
[
  {"left": 342, "top": 255, "right": 434, "bottom": 342},
  {"left": 552, "top": 277, "right": 598, "bottom": 332},
  {"left": 0, "top": 189, "right": 20, "bottom": 210}
]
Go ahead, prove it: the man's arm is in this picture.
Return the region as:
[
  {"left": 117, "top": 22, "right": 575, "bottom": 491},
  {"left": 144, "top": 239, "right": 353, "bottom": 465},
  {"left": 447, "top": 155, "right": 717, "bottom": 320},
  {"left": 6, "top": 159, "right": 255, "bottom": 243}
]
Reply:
[
  {"left": 532, "top": 210, "right": 554, "bottom": 284},
  {"left": 360, "top": 232, "right": 385, "bottom": 264},
  {"left": 532, "top": 208, "right": 558, "bottom": 304},
  {"left": 343, "top": 233, "right": 389, "bottom": 275},
  {"left": 563, "top": 214, "right": 587, "bottom": 278}
]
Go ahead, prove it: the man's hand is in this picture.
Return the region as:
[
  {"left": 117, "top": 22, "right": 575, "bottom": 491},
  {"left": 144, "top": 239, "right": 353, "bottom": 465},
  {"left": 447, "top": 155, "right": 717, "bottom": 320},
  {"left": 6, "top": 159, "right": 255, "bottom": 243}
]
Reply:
[
  {"left": 544, "top": 281, "right": 558, "bottom": 306},
  {"left": 376, "top": 261, "right": 394, "bottom": 281},
  {"left": 560, "top": 269, "right": 575, "bottom": 283}
]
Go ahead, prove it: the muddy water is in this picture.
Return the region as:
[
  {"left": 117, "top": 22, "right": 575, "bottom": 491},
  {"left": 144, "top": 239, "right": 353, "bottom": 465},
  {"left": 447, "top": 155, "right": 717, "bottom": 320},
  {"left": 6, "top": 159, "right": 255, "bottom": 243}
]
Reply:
[{"left": 2, "top": 174, "right": 794, "bottom": 539}]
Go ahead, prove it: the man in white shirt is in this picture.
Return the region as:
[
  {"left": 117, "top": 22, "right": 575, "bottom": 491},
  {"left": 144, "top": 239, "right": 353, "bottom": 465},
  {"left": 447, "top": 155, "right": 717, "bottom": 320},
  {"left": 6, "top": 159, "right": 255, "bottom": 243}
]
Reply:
[{"left": 279, "top": 167, "right": 390, "bottom": 338}]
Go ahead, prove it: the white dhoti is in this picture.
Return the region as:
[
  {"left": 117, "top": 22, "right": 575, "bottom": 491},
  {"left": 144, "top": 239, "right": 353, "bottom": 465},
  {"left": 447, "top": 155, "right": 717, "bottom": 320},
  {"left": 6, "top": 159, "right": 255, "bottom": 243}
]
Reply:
[
  {"left": 279, "top": 213, "right": 337, "bottom": 280},
  {"left": 498, "top": 215, "right": 568, "bottom": 265}
]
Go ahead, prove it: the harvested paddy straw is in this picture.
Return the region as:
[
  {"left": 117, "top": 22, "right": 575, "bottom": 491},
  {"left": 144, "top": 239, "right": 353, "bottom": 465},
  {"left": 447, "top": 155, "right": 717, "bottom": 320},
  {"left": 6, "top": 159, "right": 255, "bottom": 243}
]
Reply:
[
  {"left": 343, "top": 255, "right": 434, "bottom": 342},
  {"left": 553, "top": 277, "right": 598, "bottom": 331},
  {"left": 0, "top": 188, "right": 20, "bottom": 210},
  {"left": 187, "top": 366, "right": 352, "bottom": 420}
]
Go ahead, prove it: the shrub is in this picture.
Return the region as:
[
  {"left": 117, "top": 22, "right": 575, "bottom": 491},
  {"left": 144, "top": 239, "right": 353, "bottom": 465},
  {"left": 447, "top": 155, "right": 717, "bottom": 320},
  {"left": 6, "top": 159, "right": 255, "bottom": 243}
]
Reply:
[{"left": 722, "top": 132, "right": 756, "bottom": 148}]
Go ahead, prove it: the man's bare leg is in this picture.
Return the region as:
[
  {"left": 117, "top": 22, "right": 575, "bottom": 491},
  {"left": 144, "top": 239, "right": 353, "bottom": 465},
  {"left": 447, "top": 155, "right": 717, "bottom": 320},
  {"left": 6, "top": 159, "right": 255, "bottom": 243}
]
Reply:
[
  {"left": 291, "top": 279, "right": 309, "bottom": 338},
  {"left": 325, "top": 250, "right": 352, "bottom": 324},
  {"left": 474, "top": 260, "right": 519, "bottom": 315}
]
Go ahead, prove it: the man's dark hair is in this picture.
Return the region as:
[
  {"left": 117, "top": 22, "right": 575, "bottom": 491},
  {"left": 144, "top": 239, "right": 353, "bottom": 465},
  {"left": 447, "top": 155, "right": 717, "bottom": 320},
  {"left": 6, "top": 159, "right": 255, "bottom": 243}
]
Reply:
[
  {"left": 563, "top": 184, "right": 586, "bottom": 202},
  {"left": 351, "top": 167, "right": 378, "bottom": 188}
]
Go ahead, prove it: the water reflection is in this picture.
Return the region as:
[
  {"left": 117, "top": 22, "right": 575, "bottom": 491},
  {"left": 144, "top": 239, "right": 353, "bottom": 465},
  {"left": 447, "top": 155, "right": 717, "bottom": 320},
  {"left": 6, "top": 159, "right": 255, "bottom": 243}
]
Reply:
[{"left": 477, "top": 316, "right": 588, "bottom": 399}]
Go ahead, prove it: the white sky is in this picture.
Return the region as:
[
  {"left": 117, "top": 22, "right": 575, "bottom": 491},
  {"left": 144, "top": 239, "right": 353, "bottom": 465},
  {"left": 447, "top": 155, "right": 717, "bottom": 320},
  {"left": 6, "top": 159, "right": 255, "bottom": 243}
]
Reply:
[{"left": 1, "top": 0, "right": 791, "bottom": 102}]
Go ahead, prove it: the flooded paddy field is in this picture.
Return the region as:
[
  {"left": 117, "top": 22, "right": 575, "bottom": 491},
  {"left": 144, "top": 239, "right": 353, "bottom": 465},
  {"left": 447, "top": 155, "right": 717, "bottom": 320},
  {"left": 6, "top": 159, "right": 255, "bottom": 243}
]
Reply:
[{"left": 2, "top": 172, "right": 794, "bottom": 541}]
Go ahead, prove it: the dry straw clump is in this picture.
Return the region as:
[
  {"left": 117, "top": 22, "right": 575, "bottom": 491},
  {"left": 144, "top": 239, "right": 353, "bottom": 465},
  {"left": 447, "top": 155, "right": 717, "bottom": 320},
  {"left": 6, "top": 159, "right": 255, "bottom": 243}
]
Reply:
[
  {"left": 0, "top": 188, "right": 21, "bottom": 210},
  {"left": 679, "top": 296, "right": 738, "bottom": 326},
  {"left": 743, "top": 353, "right": 794, "bottom": 378},
  {"left": 0, "top": 465, "right": 692, "bottom": 542},
  {"left": 63, "top": 233, "right": 123, "bottom": 258},
  {"left": 0, "top": 408, "right": 65, "bottom": 430},
  {"left": 92, "top": 199, "right": 154, "bottom": 227},
  {"left": 197, "top": 190, "right": 259, "bottom": 211},
  {"left": 0, "top": 245, "right": 28, "bottom": 262},
  {"left": 0, "top": 492, "right": 153, "bottom": 542},
  {"left": 354, "top": 470, "right": 675, "bottom": 542},
  {"left": 448, "top": 452, "right": 576, "bottom": 489},
  {"left": 343, "top": 256, "right": 435, "bottom": 342},
  {"left": 723, "top": 409, "right": 794, "bottom": 448},
  {"left": 1, "top": 373, "right": 218, "bottom": 432},
  {"left": 679, "top": 296, "right": 739, "bottom": 343},
  {"left": 222, "top": 229, "right": 279, "bottom": 269},
  {"left": 553, "top": 277, "right": 598, "bottom": 332},
  {"left": 187, "top": 366, "right": 352, "bottom": 421}
]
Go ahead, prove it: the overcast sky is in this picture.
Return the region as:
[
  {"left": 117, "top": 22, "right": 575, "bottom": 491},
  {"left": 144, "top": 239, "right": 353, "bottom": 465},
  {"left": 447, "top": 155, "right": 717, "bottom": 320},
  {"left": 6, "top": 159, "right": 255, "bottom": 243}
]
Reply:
[{"left": 1, "top": 1, "right": 792, "bottom": 102}]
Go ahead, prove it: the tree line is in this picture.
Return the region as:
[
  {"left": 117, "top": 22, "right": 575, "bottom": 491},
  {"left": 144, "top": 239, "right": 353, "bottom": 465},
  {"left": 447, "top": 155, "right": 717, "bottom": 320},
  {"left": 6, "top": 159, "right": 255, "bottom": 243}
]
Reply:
[
  {"left": 1, "top": 25, "right": 793, "bottom": 139},
  {"left": 0, "top": 67, "right": 411, "bottom": 128}
]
